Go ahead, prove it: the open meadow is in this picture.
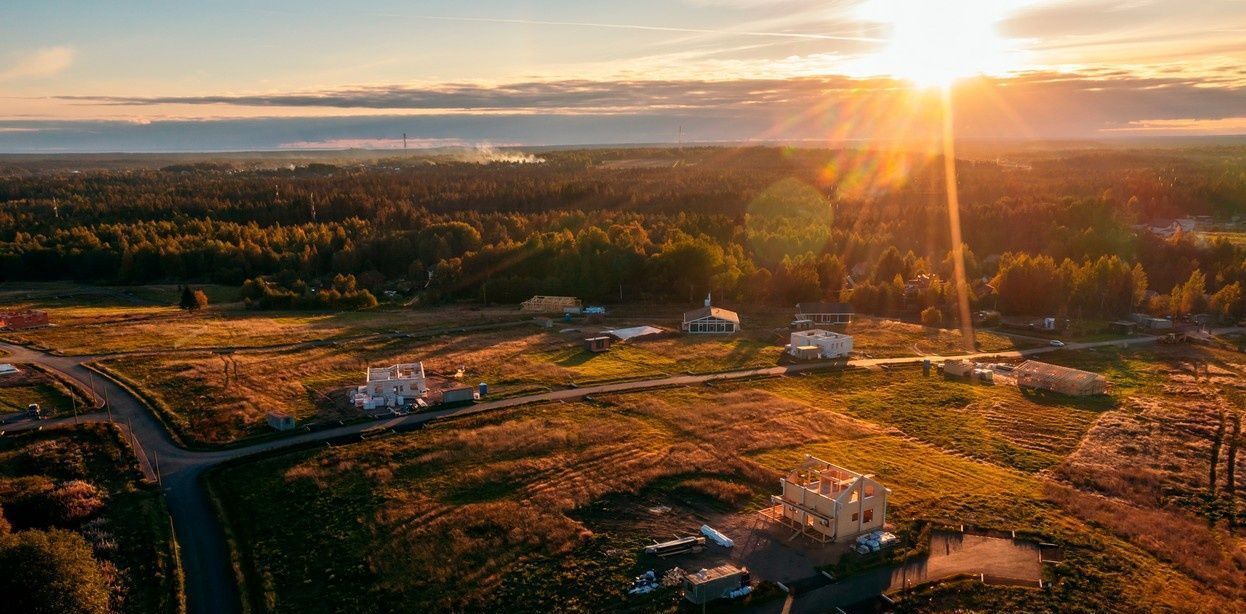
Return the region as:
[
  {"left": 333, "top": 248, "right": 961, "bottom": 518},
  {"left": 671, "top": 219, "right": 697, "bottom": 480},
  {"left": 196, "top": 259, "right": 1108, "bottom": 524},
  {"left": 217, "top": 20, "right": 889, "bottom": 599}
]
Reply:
[{"left": 210, "top": 343, "right": 1246, "bottom": 613}]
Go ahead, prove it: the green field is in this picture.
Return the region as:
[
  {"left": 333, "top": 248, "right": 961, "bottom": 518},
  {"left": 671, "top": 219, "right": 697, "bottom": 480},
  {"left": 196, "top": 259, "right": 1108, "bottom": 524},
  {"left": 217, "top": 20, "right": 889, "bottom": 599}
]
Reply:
[{"left": 0, "top": 425, "right": 182, "bottom": 613}]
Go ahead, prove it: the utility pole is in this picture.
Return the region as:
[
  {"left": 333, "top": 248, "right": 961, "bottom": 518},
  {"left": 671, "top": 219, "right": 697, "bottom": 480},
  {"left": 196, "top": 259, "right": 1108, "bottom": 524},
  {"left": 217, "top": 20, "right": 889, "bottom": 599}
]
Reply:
[{"left": 403, "top": 133, "right": 408, "bottom": 150}]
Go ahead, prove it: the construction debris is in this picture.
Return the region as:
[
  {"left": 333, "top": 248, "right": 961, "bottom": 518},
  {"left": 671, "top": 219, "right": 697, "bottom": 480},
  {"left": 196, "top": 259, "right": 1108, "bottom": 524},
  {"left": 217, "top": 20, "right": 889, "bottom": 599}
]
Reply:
[
  {"left": 644, "top": 535, "right": 705, "bottom": 557},
  {"left": 700, "top": 524, "right": 734, "bottom": 548}
]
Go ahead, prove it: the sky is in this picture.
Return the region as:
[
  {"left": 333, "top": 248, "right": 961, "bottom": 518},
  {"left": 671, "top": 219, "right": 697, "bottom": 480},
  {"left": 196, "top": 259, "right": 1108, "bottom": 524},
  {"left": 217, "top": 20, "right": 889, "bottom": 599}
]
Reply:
[{"left": 2, "top": 0, "right": 1245, "bottom": 152}]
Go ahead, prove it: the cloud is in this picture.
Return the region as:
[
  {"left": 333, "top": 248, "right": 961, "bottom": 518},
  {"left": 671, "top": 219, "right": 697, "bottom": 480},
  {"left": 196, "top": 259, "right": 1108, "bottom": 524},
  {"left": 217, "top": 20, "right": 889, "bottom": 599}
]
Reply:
[
  {"left": 53, "top": 71, "right": 1246, "bottom": 129},
  {"left": 0, "top": 46, "right": 75, "bottom": 82}
]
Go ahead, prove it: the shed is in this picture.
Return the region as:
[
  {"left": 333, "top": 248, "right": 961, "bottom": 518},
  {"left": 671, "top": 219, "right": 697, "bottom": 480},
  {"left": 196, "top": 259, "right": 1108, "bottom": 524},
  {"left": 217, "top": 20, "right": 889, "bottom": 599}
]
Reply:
[
  {"left": 1109, "top": 320, "right": 1137, "bottom": 335},
  {"left": 441, "top": 386, "right": 478, "bottom": 404},
  {"left": 266, "top": 412, "right": 296, "bottom": 431},
  {"left": 683, "top": 564, "right": 749, "bottom": 605},
  {"left": 584, "top": 336, "right": 612, "bottom": 353}
]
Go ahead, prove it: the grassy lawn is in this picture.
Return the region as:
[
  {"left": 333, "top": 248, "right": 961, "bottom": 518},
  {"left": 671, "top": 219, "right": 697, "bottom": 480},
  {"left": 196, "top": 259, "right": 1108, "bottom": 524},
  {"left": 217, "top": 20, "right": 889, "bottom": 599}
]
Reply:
[
  {"left": 0, "top": 424, "right": 182, "bottom": 613},
  {"left": 211, "top": 360, "right": 1241, "bottom": 613},
  {"left": 0, "top": 368, "right": 82, "bottom": 419}
]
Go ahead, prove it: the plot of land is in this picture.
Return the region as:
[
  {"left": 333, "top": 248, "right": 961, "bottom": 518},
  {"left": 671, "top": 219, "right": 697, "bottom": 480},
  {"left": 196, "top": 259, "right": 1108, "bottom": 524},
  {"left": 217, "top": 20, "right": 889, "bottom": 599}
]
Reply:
[
  {"left": 0, "top": 367, "right": 82, "bottom": 419},
  {"left": 211, "top": 362, "right": 1240, "bottom": 613}
]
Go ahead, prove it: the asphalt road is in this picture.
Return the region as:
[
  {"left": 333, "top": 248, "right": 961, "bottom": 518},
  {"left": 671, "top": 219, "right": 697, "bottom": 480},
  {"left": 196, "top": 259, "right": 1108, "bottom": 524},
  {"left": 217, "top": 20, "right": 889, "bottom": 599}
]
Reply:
[{"left": 0, "top": 328, "right": 1237, "bottom": 613}]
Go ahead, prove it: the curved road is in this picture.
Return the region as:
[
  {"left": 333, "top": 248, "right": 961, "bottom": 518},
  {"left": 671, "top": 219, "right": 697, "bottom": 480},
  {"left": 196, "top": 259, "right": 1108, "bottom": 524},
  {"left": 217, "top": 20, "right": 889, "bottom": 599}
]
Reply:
[{"left": 0, "top": 329, "right": 1235, "bottom": 613}]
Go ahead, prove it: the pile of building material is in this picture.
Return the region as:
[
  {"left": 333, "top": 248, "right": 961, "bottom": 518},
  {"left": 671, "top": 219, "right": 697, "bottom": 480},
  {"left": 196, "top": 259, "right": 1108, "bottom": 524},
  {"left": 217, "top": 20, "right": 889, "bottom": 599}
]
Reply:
[
  {"left": 521, "top": 295, "right": 582, "bottom": 314},
  {"left": 628, "top": 570, "right": 660, "bottom": 596},
  {"left": 644, "top": 536, "right": 705, "bottom": 557},
  {"left": 605, "top": 325, "right": 665, "bottom": 341},
  {"left": 700, "top": 525, "right": 734, "bottom": 548},
  {"left": 853, "top": 530, "right": 899, "bottom": 554}
]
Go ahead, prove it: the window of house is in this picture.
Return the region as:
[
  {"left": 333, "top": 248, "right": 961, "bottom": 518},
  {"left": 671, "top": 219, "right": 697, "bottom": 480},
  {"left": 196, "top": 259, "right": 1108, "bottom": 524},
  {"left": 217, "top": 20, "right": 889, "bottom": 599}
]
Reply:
[
  {"left": 865, "top": 484, "right": 876, "bottom": 498},
  {"left": 849, "top": 490, "right": 859, "bottom": 503},
  {"left": 851, "top": 512, "right": 859, "bottom": 522},
  {"left": 864, "top": 509, "right": 874, "bottom": 523}
]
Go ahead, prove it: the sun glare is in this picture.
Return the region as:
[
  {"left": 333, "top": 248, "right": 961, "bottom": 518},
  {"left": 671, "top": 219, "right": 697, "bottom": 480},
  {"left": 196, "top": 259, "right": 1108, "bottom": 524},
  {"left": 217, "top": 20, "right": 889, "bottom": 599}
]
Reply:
[{"left": 853, "top": 0, "right": 1024, "bottom": 88}]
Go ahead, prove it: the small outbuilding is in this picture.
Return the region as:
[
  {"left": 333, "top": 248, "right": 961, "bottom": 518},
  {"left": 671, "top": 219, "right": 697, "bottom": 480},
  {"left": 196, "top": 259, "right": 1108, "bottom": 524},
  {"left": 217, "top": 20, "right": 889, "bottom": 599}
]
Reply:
[
  {"left": 0, "top": 309, "right": 49, "bottom": 330},
  {"left": 584, "top": 336, "right": 612, "bottom": 353},
  {"left": 441, "top": 386, "right": 478, "bottom": 404},
  {"left": 266, "top": 412, "right": 296, "bottom": 431},
  {"left": 683, "top": 564, "right": 750, "bottom": 605}
]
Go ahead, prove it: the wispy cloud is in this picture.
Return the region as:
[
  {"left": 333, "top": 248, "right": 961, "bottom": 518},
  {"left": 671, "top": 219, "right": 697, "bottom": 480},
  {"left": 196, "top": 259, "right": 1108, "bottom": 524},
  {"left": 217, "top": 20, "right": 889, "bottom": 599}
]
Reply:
[{"left": 0, "top": 46, "right": 76, "bottom": 82}]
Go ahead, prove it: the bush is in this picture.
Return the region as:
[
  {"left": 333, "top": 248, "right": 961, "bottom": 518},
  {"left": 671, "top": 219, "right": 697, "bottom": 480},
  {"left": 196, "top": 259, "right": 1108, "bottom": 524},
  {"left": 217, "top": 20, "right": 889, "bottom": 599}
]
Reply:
[
  {"left": 921, "top": 306, "right": 944, "bottom": 327},
  {"left": 0, "top": 477, "right": 105, "bottom": 529},
  {"left": 0, "top": 528, "right": 110, "bottom": 614}
]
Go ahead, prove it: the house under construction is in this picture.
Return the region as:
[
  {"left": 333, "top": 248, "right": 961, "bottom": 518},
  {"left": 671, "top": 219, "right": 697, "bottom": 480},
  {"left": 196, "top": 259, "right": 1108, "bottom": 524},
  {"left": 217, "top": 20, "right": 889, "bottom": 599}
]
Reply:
[
  {"left": 1009, "top": 360, "right": 1107, "bottom": 396},
  {"left": 520, "top": 295, "right": 582, "bottom": 313},
  {"left": 759, "top": 455, "right": 889, "bottom": 543}
]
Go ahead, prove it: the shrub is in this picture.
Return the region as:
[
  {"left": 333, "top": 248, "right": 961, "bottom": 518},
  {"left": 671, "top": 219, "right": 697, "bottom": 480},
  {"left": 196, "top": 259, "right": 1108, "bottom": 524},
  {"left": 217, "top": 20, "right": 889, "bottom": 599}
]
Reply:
[{"left": 0, "top": 528, "right": 110, "bottom": 614}]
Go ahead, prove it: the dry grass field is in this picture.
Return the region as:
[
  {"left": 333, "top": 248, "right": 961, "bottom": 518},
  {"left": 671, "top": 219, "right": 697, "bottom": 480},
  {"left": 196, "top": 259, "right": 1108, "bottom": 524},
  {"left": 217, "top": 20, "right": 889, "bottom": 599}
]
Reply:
[
  {"left": 99, "top": 327, "right": 786, "bottom": 445},
  {"left": 212, "top": 346, "right": 1246, "bottom": 613}
]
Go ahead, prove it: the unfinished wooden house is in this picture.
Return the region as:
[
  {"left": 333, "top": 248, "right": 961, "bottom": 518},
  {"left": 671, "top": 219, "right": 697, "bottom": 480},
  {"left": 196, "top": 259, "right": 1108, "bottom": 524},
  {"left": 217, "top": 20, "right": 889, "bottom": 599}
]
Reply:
[
  {"left": 520, "top": 295, "right": 582, "bottom": 313},
  {"left": 794, "top": 302, "right": 854, "bottom": 326},
  {"left": 760, "top": 455, "right": 889, "bottom": 543},
  {"left": 1011, "top": 360, "right": 1107, "bottom": 396}
]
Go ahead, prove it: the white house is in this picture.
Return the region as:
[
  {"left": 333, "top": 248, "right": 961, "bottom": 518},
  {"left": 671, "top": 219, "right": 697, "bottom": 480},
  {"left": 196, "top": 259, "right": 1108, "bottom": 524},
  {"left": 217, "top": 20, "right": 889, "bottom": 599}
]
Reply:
[
  {"left": 760, "top": 455, "right": 889, "bottom": 543},
  {"left": 787, "top": 329, "right": 853, "bottom": 359},
  {"left": 682, "top": 294, "right": 740, "bottom": 334},
  {"left": 354, "top": 362, "right": 427, "bottom": 410}
]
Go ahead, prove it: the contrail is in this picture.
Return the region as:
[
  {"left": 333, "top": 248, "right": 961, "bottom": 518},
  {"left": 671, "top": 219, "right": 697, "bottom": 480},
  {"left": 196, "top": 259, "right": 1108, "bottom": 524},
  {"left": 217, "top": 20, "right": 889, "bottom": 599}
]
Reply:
[{"left": 407, "top": 14, "right": 883, "bottom": 44}]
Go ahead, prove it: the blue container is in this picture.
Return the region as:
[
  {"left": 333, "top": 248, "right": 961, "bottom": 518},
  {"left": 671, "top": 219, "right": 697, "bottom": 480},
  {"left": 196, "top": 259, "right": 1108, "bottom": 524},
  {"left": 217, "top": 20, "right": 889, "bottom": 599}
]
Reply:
[{"left": 478, "top": 382, "right": 488, "bottom": 397}]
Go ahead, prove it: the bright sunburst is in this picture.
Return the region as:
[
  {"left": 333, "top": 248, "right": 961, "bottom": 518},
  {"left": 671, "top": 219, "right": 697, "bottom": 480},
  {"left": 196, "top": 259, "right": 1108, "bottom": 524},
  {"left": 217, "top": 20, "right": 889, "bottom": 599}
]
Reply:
[{"left": 852, "top": 0, "right": 1026, "bottom": 88}]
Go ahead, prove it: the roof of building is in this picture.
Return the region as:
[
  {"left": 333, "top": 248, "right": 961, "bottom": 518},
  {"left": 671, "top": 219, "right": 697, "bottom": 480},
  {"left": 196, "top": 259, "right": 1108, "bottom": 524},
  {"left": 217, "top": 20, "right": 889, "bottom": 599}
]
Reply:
[
  {"left": 791, "top": 329, "right": 851, "bottom": 340},
  {"left": 795, "top": 302, "right": 854, "bottom": 313},
  {"left": 1012, "top": 360, "right": 1104, "bottom": 385},
  {"left": 606, "top": 325, "right": 665, "bottom": 340},
  {"left": 682, "top": 306, "right": 740, "bottom": 323},
  {"left": 367, "top": 362, "right": 424, "bottom": 382},
  {"left": 685, "top": 564, "right": 744, "bottom": 585}
]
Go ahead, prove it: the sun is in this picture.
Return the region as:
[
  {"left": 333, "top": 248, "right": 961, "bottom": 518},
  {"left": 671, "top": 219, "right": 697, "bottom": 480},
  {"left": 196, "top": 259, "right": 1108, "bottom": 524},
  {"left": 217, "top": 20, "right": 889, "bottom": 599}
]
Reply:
[{"left": 852, "top": 0, "right": 1025, "bottom": 88}]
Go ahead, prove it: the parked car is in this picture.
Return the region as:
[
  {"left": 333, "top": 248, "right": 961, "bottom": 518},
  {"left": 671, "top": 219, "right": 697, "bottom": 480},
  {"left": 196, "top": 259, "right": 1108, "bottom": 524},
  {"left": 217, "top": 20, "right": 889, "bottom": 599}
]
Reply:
[
  {"left": 1050, "top": 340, "right": 1066, "bottom": 347},
  {"left": 26, "top": 403, "right": 43, "bottom": 419}
]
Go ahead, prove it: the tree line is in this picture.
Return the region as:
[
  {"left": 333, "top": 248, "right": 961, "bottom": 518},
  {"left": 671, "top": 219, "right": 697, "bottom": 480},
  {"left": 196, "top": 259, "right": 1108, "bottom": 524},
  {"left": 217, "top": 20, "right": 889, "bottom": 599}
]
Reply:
[{"left": 0, "top": 147, "right": 1242, "bottom": 319}]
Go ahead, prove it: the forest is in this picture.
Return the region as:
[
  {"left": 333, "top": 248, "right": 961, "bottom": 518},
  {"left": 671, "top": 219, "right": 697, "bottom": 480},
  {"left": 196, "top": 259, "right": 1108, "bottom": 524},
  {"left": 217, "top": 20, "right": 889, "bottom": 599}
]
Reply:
[{"left": 0, "top": 146, "right": 1243, "bottom": 320}]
